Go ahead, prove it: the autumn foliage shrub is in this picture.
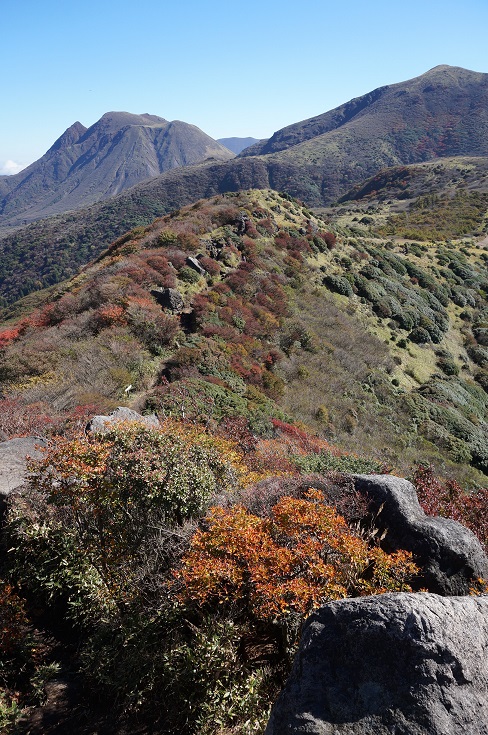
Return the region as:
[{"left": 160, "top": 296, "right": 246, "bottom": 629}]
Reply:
[
  {"left": 0, "top": 397, "right": 59, "bottom": 438},
  {"left": 237, "top": 473, "right": 369, "bottom": 525},
  {"left": 27, "top": 422, "right": 243, "bottom": 585},
  {"left": 198, "top": 255, "right": 220, "bottom": 276},
  {"left": 177, "top": 489, "right": 417, "bottom": 625},
  {"left": 0, "top": 326, "right": 22, "bottom": 349},
  {"left": 413, "top": 465, "right": 488, "bottom": 552},
  {"left": 322, "top": 231, "right": 337, "bottom": 249}
]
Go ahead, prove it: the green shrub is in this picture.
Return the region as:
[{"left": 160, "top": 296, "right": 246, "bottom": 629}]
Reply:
[
  {"left": 468, "top": 345, "right": 488, "bottom": 367},
  {"left": 323, "top": 274, "right": 353, "bottom": 297},
  {"left": 179, "top": 266, "right": 201, "bottom": 284},
  {"left": 409, "top": 327, "right": 431, "bottom": 344},
  {"left": 12, "top": 422, "right": 241, "bottom": 612},
  {"left": 475, "top": 370, "right": 488, "bottom": 393},
  {"left": 4, "top": 501, "right": 111, "bottom": 626},
  {"left": 293, "top": 450, "right": 386, "bottom": 474},
  {"left": 437, "top": 357, "right": 459, "bottom": 376}
]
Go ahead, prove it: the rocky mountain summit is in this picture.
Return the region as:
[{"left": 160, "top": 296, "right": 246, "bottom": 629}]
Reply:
[{"left": 0, "top": 112, "right": 233, "bottom": 227}]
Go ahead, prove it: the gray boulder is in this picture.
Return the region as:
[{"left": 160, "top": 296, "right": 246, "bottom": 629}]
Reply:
[
  {"left": 150, "top": 287, "right": 184, "bottom": 312},
  {"left": 186, "top": 256, "right": 206, "bottom": 276},
  {"left": 353, "top": 474, "right": 488, "bottom": 595},
  {"left": 0, "top": 436, "right": 47, "bottom": 496},
  {"left": 86, "top": 407, "right": 160, "bottom": 434},
  {"left": 0, "top": 436, "right": 47, "bottom": 517},
  {"left": 266, "top": 592, "right": 488, "bottom": 734}
]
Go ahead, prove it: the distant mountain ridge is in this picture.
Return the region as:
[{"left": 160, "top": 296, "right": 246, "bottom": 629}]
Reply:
[
  {"left": 0, "top": 112, "right": 234, "bottom": 227},
  {"left": 234, "top": 65, "right": 488, "bottom": 202},
  {"left": 241, "top": 65, "right": 488, "bottom": 160},
  {"left": 217, "top": 137, "right": 260, "bottom": 154},
  {"left": 3, "top": 65, "right": 488, "bottom": 230},
  {"left": 3, "top": 65, "right": 488, "bottom": 305}
]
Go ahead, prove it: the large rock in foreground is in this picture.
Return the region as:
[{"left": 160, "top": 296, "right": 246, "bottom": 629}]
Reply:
[
  {"left": 0, "top": 436, "right": 47, "bottom": 497},
  {"left": 266, "top": 593, "right": 488, "bottom": 734},
  {"left": 0, "top": 436, "right": 47, "bottom": 518},
  {"left": 353, "top": 474, "right": 488, "bottom": 595}
]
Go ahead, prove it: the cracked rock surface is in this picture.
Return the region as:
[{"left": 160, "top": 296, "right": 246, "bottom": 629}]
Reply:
[{"left": 266, "top": 592, "right": 488, "bottom": 734}]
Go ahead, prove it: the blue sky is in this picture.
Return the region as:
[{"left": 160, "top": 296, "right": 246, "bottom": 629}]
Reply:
[{"left": 2, "top": 0, "right": 488, "bottom": 173}]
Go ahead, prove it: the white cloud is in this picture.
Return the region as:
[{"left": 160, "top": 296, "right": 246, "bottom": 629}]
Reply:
[{"left": 0, "top": 159, "right": 27, "bottom": 175}]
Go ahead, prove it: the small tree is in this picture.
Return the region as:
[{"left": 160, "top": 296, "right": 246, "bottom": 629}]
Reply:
[{"left": 28, "top": 421, "right": 240, "bottom": 592}]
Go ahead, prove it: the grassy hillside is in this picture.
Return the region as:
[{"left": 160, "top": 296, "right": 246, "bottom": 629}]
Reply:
[{"left": 1, "top": 189, "right": 487, "bottom": 482}]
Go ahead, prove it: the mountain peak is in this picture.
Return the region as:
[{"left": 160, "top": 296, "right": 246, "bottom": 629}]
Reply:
[
  {"left": 94, "top": 111, "right": 168, "bottom": 131},
  {"left": 426, "top": 64, "right": 456, "bottom": 72},
  {"left": 48, "top": 121, "right": 88, "bottom": 152},
  {"left": 417, "top": 64, "right": 486, "bottom": 82},
  {"left": 0, "top": 111, "right": 233, "bottom": 227}
]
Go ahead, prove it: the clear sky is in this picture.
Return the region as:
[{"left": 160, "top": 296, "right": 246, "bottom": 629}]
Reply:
[{"left": 2, "top": 0, "right": 488, "bottom": 174}]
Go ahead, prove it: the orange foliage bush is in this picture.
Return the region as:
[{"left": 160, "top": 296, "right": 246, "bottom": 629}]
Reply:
[
  {"left": 177, "top": 489, "right": 417, "bottom": 622},
  {"left": 0, "top": 325, "right": 22, "bottom": 349},
  {"left": 93, "top": 304, "right": 127, "bottom": 329}
]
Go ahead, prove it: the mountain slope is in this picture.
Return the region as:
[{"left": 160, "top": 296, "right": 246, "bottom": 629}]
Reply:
[
  {"left": 1, "top": 188, "right": 486, "bottom": 735},
  {"left": 1, "top": 188, "right": 487, "bottom": 482},
  {"left": 242, "top": 65, "right": 488, "bottom": 159},
  {"left": 0, "top": 112, "right": 234, "bottom": 227},
  {"left": 0, "top": 157, "right": 277, "bottom": 305},
  {"left": 5, "top": 64, "right": 488, "bottom": 231},
  {"left": 240, "top": 65, "right": 488, "bottom": 200}
]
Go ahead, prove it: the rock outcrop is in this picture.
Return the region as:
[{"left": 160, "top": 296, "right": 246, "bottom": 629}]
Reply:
[
  {"left": 266, "top": 592, "right": 488, "bottom": 734},
  {"left": 0, "top": 436, "right": 47, "bottom": 517},
  {"left": 86, "top": 407, "right": 160, "bottom": 434},
  {"left": 186, "top": 256, "right": 206, "bottom": 276},
  {"left": 150, "top": 287, "right": 185, "bottom": 312},
  {"left": 353, "top": 474, "right": 488, "bottom": 595},
  {"left": 0, "top": 436, "right": 47, "bottom": 496}
]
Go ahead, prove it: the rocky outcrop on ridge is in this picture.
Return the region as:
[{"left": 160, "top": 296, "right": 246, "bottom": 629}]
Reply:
[
  {"left": 354, "top": 474, "right": 488, "bottom": 595},
  {"left": 266, "top": 592, "right": 488, "bottom": 734},
  {"left": 150, "top": 287, "right": 185, "bottom": 312}
]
